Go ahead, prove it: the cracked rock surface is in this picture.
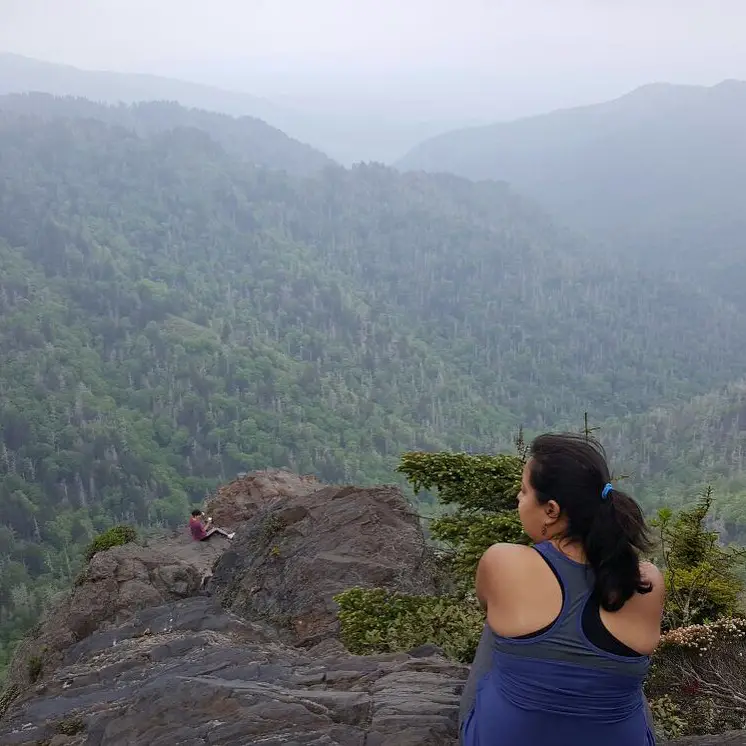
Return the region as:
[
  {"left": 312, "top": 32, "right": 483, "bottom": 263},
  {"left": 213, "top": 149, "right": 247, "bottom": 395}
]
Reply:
[
  {"left": 0, "top": 472, "right": 463, "bottom": 745},
  {"left": 2, "top": 597, "right": 465, "bottom": 746}
]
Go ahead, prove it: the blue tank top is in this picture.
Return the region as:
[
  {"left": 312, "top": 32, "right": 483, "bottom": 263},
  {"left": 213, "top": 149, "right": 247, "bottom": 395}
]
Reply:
[{"left": 460, "top": 541, "right": 656, "bottom": 746}]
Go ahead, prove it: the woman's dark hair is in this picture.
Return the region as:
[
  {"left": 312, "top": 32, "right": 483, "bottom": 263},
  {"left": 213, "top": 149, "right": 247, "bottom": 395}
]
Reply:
[
  {"left": 191, "top": 509, "right": 203, "bottom": 517},
  {"left": 528, "top": 432, "right": 652, "bottom": 611}
]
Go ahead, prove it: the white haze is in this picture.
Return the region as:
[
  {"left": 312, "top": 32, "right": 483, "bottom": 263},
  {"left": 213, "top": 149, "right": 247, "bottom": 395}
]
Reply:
[{"left": 2, "top": 0, "right": 745, "bottom": 162}]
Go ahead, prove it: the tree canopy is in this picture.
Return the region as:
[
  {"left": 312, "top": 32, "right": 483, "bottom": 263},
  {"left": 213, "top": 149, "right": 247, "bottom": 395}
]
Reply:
[{"left": 3, "top": 98, "right": 746, "bottom": 676}]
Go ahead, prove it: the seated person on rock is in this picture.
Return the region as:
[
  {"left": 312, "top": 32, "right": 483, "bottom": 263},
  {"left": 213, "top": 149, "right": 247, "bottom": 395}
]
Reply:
[
  {"left": 460, "top": 433, "right": 664, "bottom": 746},
  {"left": 189, "top": 509, "right": 234, "bottom": 541}
]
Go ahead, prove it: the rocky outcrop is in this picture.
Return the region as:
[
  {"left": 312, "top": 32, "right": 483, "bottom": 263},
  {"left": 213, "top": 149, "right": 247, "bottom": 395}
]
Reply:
[
  {"left": 204, "top": 468, "right": 321, "bottom": 529},
  {"left": 6, "top": 543, "right": 202, "bottom": 692},
  {"left": 0, "top": 472, "right": 457, "bottom": 745},
  {"left": 1, "top": 597, "right": 465, "bottom": 745},
  {"left": 0, "top": 469, "right": 742, "bottom": 745},
  {"left": 212, "top": 483, "right": 439, "bottom": 646}
]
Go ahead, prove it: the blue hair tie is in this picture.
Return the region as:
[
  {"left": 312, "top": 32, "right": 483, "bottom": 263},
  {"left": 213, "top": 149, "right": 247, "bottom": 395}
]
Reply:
[{"left": 601, "top": 483, "right": 613, "bottom": 500}]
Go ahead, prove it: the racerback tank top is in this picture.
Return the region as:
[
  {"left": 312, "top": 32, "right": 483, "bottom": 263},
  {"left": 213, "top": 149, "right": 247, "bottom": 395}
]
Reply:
[{"left": 459, "top": 541, "right": 656, "bottom": 746}]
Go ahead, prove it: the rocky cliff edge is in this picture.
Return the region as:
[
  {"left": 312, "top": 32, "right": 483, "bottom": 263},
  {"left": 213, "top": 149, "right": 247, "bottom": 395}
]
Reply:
[{"left": 0, "top": 470, "right": 463, "bottom": 745}]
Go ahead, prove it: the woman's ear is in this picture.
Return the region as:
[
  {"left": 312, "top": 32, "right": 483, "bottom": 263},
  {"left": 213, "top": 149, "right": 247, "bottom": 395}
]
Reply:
[{"left": 545, "top": 499, "right": 561, "bottom": 524}]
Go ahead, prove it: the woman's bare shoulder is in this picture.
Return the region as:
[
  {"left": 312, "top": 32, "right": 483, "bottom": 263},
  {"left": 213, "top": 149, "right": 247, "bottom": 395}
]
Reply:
[
  {"left": 478, "top": 543, "right": 539, "bottom": 582},
  {"left": 481, "top": 542, "right": 535, "bottom": 565},
  {"left": 476, "top": 543, "right": 538, "bottom": 608}
]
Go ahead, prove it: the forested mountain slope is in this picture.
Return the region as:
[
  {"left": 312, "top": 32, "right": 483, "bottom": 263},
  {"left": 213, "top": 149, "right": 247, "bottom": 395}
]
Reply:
[
  {"left": 398, "top": 81, "right": 746, "bottom": 307},
  {"left": 604, "top": 381, "right": 746, "bottom": 536},
  {"left": 0, "top": 92, "right": 333, "bottom": 176},
  {"left": 2, "top": 105, "right": 746, "bottom": 668}
]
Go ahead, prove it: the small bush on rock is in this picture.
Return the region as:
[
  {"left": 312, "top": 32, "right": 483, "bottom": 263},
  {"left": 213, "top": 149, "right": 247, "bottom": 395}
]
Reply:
[
  {"left": 430, "top": 511, "right": 528, "bottom": 586},
  {"left": 335, "top": 587, "right": 483, "bottom": 663},
  {"left": 27, "top": 654, "right": 43, "bottom": 683},
  {"left": 398, "top": 450, "right": 529, "bottom": 588},
  {"left": 396, "top": 451, "right": 524, "bottom": 513},
  {"left": 648, "top": 694, "right": 687, "bottom": 741},
  {"left": 644, "top": 487, "right": 746, "bottom": 737},
  {"left": 646, "top": 617, "right": 746, "bottom": 737},
  {"left": 83, "top": 526, "right": 137, "bottom": 562},
  {"left": 56, "top": 715, "right": 85, "bottom": 735},
  {"left": 652, "top": 489, "right": 745, "bottom": 629}
]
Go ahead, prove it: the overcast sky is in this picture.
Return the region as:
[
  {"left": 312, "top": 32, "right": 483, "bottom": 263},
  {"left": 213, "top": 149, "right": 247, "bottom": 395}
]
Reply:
[
  {"left": 3, "top": 1, "right": 745, "bottom": 81},
  {"left": 2, "top": 0, "right": 746, "bottom": 155}
]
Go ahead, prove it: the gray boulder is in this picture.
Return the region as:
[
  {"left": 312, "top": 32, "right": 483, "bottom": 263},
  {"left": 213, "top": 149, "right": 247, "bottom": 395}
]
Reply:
[
  {"left": 5, "top": 543, "right": 202, "bottom": 691},
  {"left": 211, "top": 483, "right": 439, "bottom": 646},
  {"left": 204, "top": 468, "right": 322, "bottom": 529}
]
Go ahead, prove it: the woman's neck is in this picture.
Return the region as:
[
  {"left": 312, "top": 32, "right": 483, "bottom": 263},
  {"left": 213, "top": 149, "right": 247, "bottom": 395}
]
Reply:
[{"left": 549, "top": 536, "right": 588, "bottom": 564}]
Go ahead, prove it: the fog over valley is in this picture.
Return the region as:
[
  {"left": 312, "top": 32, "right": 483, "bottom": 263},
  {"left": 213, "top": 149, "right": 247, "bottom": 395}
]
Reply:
[{"left": 3, "top": 0, "right": 746, "bottom": 162}]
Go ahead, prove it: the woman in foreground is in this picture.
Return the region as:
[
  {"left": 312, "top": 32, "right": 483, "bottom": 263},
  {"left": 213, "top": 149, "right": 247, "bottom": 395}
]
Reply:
[{"left": 460, "top": 433, "right": 665, "bottom": 746}]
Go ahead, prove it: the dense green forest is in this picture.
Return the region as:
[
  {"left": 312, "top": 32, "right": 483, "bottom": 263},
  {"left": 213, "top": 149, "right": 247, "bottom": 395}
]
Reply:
[
  {"left": 397, "top": 78, "right": 746, "bottom": 536},
  {"left": 605, "top": 382, "right": 746, "bottom": 533},
  {"left": 2, "top": 96, "right": 746, "bottom": 674}
]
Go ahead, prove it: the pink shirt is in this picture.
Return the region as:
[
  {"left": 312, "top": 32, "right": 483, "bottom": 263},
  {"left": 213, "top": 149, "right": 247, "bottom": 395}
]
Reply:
[{"left": 189, "top": 517, "right": 207, "bottom": 541}]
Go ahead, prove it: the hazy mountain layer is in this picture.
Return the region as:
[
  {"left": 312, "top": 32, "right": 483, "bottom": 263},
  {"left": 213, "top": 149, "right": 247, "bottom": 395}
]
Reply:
[
  {"left": 0, "top": 92, "right": 333, "bottom": 176},
  {"left": 399, "top": 80, "right": 746, "bottom": 307}
]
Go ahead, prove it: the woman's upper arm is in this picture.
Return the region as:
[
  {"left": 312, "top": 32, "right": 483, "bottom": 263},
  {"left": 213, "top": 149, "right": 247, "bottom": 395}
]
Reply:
[{"left": 475, "top": 544, "right": 504, "bottom": 610}]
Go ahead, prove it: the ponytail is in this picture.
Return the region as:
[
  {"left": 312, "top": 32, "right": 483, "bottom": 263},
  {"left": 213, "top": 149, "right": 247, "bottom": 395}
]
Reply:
[
  {"left": 585, "top": 486, "right": 652, "bottom": 610},
  {"left": 529, "top": 433, "right": 653, "bottom": 611}
]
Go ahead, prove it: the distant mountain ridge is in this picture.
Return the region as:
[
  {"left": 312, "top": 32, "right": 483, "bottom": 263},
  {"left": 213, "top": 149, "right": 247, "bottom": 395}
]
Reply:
[
  {"left": 0, "top": 52, "right": 285, "bottom": 124},
  {"left": 0, "top": 52, "right": 466, "bottom": 164},
  {"left": 398, "top": 79, "right": 746, "bottom": 180},
  {"left": 0, "top": 92, "right": 334, "bottom": 176},
  {"left": 397, "top": 79, "right": 746, "bottom": 307}
]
